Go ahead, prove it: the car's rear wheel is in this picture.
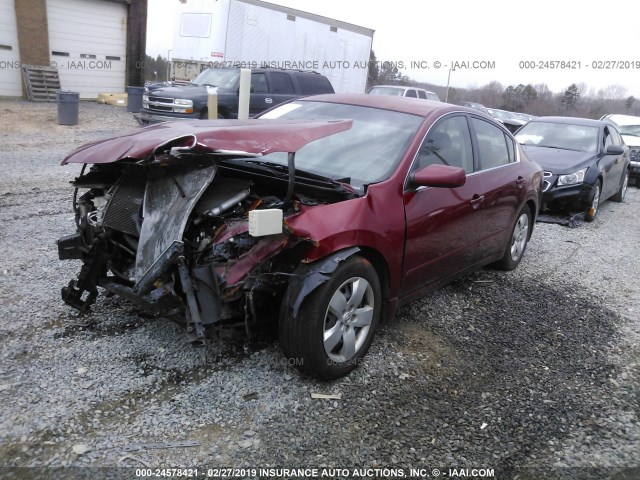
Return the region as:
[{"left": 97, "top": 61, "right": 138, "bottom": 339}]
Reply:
[
  {"left": 493, "top": 205, "right": 531, "bottom": 271},
  {"left": 612, "top": 170, "right": 629, "bottom": 202},
  {"left": 585, "top": 180, "right": 601, "bottom": 222},
  {"left": 279, "top": 255, "right": 381, "bottom": 380}
]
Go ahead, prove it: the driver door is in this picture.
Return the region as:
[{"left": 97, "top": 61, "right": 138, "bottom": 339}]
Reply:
[{"left": 402, "top": 114, "right": 485, "bottom": 295}]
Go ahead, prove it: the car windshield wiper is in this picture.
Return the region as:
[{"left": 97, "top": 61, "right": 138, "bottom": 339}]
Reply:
[
  {"left": 241, "top": 159, "right": 343, "bottom": 183},
  {"left": 221, "top": 158, "right": 351, "bottom": 187},
  {"left": 538, "top": 145, "right": 579, "bottom": 151}
]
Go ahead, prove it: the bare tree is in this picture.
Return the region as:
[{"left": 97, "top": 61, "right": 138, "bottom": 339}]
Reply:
[{"left": 597, "top": 84, "right": 628, "bottom": 101}]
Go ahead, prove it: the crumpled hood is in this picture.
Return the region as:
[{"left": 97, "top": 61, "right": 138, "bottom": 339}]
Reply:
[
  {"left": 521, "top": 145, "right": 595, "bottom": 173},
  {"left": 62, "top": 119, "right": 353, "bottom": 165}
]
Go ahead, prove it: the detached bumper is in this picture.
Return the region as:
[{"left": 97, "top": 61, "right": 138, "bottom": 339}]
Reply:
[{"left": 542, "top": 183, "right": 595, "bottom": 212}]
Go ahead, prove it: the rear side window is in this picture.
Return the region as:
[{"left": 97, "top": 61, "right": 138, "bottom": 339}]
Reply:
[
  {"left": 296, "top": 74, "right": 334, "bottom": 95},
  {"left": 417, "top": 90, "right": 427, "bottom": 99},
  {"left": 405, "top": 89, "right": 417, "bottom": 98},
  {"left": 471, "top": 117, "right": 513, "bottom": 170},
  {"left": 270, "top": 72, "right": 295, "bottom": 94}
]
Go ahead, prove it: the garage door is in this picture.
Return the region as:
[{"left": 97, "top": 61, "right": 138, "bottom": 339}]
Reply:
[
  {"left": 0, "top": 0, "right": 22, "bottom": 97},
  {"left": 47, "top": 0, "right": 127, "bottom": 98}
]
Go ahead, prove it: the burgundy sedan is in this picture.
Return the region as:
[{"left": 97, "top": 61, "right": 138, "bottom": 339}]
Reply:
[{"left": 58, "top": 94, "right": 542, "bottom": 379}]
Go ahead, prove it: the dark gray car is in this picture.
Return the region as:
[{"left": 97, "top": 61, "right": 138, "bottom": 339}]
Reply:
[{"left": 515, "top": 116, "right": 630, "bottom": 221}]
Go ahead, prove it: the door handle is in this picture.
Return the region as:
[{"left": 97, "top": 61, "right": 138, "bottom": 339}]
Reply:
[
  {"left": 516, "top": 176, "right": 525, "bottom": 185},
  {"left": 470, "top": 194, "right": 485, "bottom": 208}
]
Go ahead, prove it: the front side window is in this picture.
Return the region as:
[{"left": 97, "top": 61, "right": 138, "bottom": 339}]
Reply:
[
  {"left": 414, "top": 115, "right": 473, "bottom": 173},
  {"left": 251, "top": 73, "right": 268, "bottom": 94}
]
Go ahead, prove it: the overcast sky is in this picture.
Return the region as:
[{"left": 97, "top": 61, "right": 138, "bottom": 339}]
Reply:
[{"left": 147, "top": 0, "right": 640, "bottom": 98}]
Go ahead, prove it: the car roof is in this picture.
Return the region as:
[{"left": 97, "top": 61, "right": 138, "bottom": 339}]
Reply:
[
  {"left": 529, "top": 116, "right": 606, "bottom": 127},
  {"left": 601, "top": 114, "right": 640, "bottom": 125},
  {"left": 299, "top": 93, "right": 478, "bottom": 118}
]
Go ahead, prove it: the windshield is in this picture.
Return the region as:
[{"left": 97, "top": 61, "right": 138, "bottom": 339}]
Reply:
[
  {"left": 192, "top": 69, "right": 239, "bottom": 89},
  {"left": 368, "top": 87, "right": 404, "bottom": 96},
  {"left": 515, "top": 121, "right": 599, "bottom": 153},
  {"left": 257, "top": 101, "right": 423, "bottom": 191},
  {"left": 616, "top": 124, "right": 640, "bottom": 137}
]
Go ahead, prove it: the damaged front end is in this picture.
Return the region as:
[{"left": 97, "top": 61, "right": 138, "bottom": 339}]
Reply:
[{"left": 57, "top": 119, "right": 355, "bottom": 343}]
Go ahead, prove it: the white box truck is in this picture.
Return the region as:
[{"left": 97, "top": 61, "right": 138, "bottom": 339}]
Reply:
[{"left": 170, "top": 0, "right": 374, "bottom": 94}]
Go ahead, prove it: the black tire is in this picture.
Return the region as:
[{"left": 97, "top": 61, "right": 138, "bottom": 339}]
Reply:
[
  {"left": 279, "top": 255, "right": 381, "bottom": 380},
  {"left": 584, "top": 180, "right": 601, "bottom": 222},
  {"left": 493, "top": 205, "right": 531, "bottom": 271},
  {"left": 612, "top": 169, "right": 629, "bottom": 203}
]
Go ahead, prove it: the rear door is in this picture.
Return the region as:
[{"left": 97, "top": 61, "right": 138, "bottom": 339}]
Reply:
[
  {"left": 601, "top": 125, "right": 626, "bottom": 197},
  {"left": 265, "top": 71, "right": 298, "bottom": 109},
  {"left": 469, "top": 116, "right": 527, "bottom": 260},
  {"left": 402, "top": 114, "right": 484, "bottom": 294},
  {"left": 248, "top": 72, "right": 273, "bottom": 116}
]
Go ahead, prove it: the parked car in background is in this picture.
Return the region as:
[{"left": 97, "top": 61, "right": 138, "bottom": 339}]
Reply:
[
  {"left": 140, "top": 68, "right": 335, "bottom": 123},
  {"left": 463, "top": 102, "right": 490, "bottom": 115},
  {"left": 58, "top": 95, "right": 541, "bottom": 379},
  {"left": 486, "top": 108, "right": 527, "bottom": 133},
  {"left": 600, "top": 114, "right": 640, "bottom": 185},
  {"left": 515, "top": 116, "right": 629, "bottom": 221},
  {"left": 511, "top": 112, "right": 536, "bottom": 123},
  {"left": 368, "top": 85, "right": 441, "bottom": 101}
]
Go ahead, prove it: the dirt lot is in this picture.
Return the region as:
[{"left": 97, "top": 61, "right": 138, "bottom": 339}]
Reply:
[{"left": 0, "top": 99, "right": 639, "bottom": 480}]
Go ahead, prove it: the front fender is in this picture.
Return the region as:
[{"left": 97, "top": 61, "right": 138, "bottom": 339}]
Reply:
[{"left": 282, "top": 247, "right": 360, "bottom": 318}]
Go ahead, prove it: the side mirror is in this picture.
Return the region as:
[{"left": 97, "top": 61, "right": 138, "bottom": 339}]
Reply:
[
  {"left": 605, "top": 145, "right": 624, "bottom": 155},
  {"left": 410, "top": 164, "right": 466, "bottom": 188}
]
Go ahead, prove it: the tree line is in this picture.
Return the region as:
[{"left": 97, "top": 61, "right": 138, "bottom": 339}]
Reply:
[{"left": 366, "top": 51, "right": 640, "bottom": 118}]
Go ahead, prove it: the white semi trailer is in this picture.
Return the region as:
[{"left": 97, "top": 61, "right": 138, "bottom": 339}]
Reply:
[{"left": 170, "top": 0, "right": 374, "bottom": 93}]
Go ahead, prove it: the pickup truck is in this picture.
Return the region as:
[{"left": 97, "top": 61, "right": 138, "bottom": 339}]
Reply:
[{"left": 140, "top": 67, "right": 335, "bottom": 123}]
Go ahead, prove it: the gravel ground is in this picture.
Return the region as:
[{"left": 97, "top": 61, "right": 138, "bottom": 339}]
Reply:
[{"left": 0, "top": 99, "right": 639, "bottom": 480}]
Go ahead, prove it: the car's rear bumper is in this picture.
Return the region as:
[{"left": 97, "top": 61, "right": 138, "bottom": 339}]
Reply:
[{"left": 630, "top": 160, "right": 640, "bottom": 178}]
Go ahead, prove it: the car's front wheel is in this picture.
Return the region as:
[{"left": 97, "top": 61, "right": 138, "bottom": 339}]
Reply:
[
  {"left": 585, "top": 180, "right": 601, "bottom": 222},
  {"left": 279, "top": 255, "right": 381, "bottom": 380},
  {"left": 612, "top": 169, "right": 629, "bottom": 203}
]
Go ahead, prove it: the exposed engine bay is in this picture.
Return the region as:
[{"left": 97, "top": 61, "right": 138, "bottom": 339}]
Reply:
[{"left": 57, "top": 138, "right": 357, "bottom": 343}]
